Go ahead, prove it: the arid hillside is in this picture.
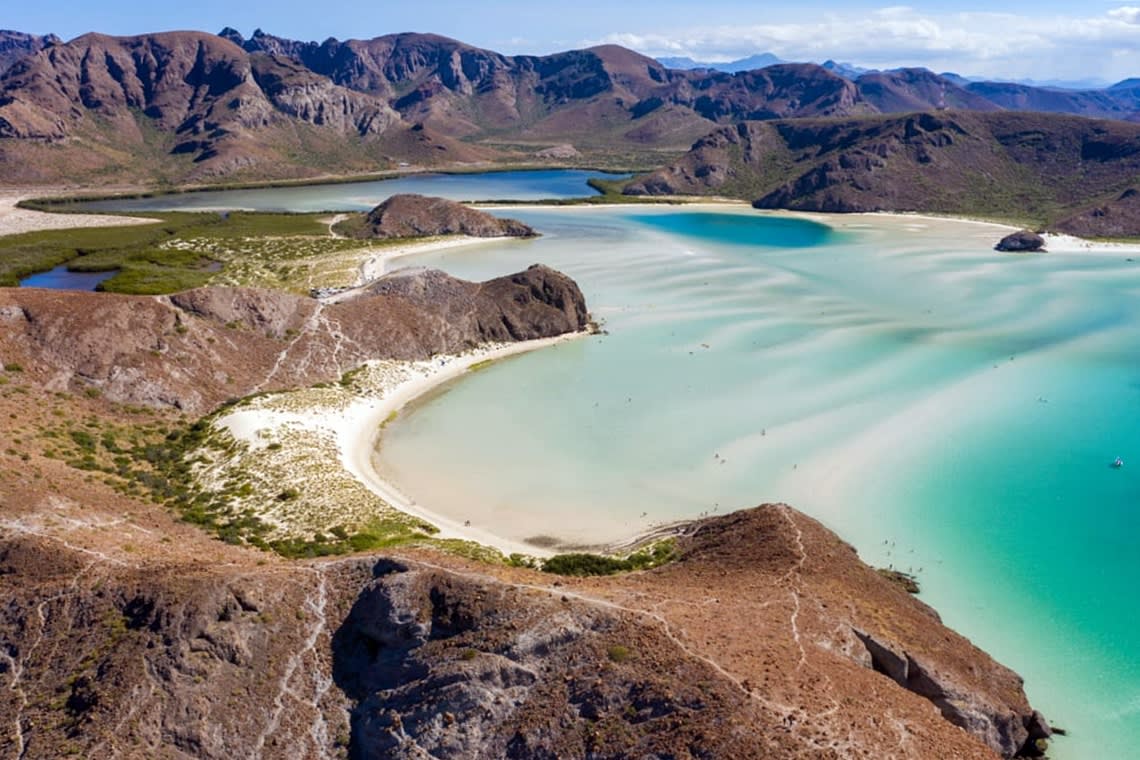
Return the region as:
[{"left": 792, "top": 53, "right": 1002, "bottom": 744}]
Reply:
[
  {"left": 623, "top": 110, "right": 1140, "bottom": 234},
  {"left": 0, "top": 264, "right": 586, "bottom": 413}
]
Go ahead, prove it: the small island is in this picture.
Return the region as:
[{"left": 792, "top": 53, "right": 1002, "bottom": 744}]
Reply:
[
  {"left": 334, "top": 193, "right": 537, "bottom": 240},
  {"left": 995, "top": 229, "right": 1046, "bottom": 252}
]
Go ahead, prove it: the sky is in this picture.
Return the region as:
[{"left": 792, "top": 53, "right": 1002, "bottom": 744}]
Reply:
[{"left": 5, "top": 1, "right": 1139, "bottom": 83}]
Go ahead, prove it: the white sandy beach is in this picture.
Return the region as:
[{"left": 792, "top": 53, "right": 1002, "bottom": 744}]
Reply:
[
  {"left": 354, "top": 236, "right": 514, "bottom": 285},
  {"left": 217, "top": 332, "right": 586, "bottom": 557},
  {"left": 0, "top": 192, "right": 157, "bottom": 236}
]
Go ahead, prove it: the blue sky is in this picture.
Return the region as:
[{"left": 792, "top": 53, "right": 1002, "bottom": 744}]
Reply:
[{"left": 6, "top": 2, "right": 1139, "bottom": 82}]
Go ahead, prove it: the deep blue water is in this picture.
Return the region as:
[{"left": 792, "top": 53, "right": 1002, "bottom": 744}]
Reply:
[{"left": 19, "top": 265, "right": 117, "bottom": 291}]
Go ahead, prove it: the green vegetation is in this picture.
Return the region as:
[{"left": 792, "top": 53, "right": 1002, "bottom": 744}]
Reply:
[
  {"left": 606, "top": 644, "right": 632, "bottom": 663},
  {"left": 466, "top": 358, "right": 497, "bottom": 373},
  {"left": 40, "top": 403, "right": 436, "bottom": 558},
  {"left": 0, "top": 210, "right": 377, "bottom": 293},
  {"left": 541, "top": 539, "right": 677, "bottom": 576}
]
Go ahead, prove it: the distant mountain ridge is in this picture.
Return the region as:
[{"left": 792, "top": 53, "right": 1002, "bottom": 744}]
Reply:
[
  {"left": 0, "top": 26, "right": 1138, "bottom": 186},
  {"left": 657, "top": 53, "right": 783, "bottom": 72}
]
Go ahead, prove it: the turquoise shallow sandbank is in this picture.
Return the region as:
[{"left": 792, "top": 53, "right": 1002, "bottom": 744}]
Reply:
[
  {"left": 83, "top": 170, "right": 1140, "bottom": 758},
  {"left": 374, "top": 204, "right": 1140, "bottom": 760}
]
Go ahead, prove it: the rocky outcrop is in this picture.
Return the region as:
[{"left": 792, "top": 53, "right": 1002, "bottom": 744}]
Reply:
[
  {"left": 331, "top": 559, "right": 756, "bottom": 759},
  {"left": 0, "top": 265, "right": 586, "bottom": 412},
  {"left": 0, "top": 30, "right": 59, "bottom": 76},
  {"left": 535, "top": 143, "right": 581, "bottom": 159},
  {"left": 248, "top": 54, "right": 400, "bottom": 136},
  {"left": 853, "top": 630, "right": 1052, "bottom": 756},
  {"left": 355, "top": 264, "right": 588, "bottom": 342},
  {"left": 336, "top": 194, "right": 537, "bottom": 239},
  {"left": 995, "top": 230, "right": 1046, "bottom": 252}
]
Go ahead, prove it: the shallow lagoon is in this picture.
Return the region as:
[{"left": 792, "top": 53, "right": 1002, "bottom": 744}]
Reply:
[
  {"left": 70, "top": 169, "right": 625, "bottom": 212},
  {"left": 375, "top": 205, "right": 1140, "bottom": 760}
]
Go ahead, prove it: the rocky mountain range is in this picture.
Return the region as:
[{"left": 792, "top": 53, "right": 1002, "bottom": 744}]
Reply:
[
  {"left": 657, "top": 52, "right": 784, "bottom": 72},
  {"left": 0, "top": 27, "right": 1138, "bottom": 186},
  {"left": 623, "top": 110, "right": 1140, "bottom": 234}
]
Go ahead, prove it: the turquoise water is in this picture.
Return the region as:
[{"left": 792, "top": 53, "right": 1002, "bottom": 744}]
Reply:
[
  {"left": 19, "top": 264, "right": 117, "bottom": 290},
  {"left": 71, "top": 169, "right": 625, "bottom": 212},
  {"left": 373, "top": 205, "right": 1140, "bottom": 759}
]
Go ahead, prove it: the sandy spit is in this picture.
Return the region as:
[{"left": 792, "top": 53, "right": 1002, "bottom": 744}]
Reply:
[{"left": 0, "top": 193, "right": 157, "bottom": 236}]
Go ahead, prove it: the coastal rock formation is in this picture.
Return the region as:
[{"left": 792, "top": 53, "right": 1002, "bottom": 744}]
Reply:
[
  {"left": 623, "top": 111, "right": 1140, "bottom": 234},
  {"left": 0, "top": 265, "right": 586, "bottom": 413},
  {"left": 0, "top": 503, "right": 1048, "bottom": 759},
  {"left": 357, "top": 264, "right": 588, "bottom": 342},
  {"left": 335, "top": 193, "right": 537, "bottom": 239},
  {"left": 995, "top": 230, "right": 1046, "bottom": 252}
]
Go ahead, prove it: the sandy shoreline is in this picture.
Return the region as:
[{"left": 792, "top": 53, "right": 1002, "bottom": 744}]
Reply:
[
  {"left": 0, "top": 192, "right": 157, "bottom": 236},
  {"left": 217, "top": 333, "right": 587, "bottom": 557},
  {"left": 340, "top": 334, "right": 586, "bottom": 557},
  {"left": 321, "top": 235, "right": 520, "bottom": 303}
]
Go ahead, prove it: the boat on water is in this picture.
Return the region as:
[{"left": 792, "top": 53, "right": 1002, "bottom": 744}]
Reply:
[{"left": 1112, "top": 456, "right": 1124, "bottom": 468}]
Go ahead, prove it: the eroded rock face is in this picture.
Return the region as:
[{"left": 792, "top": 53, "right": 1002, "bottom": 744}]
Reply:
[
  {"left": 355, "top": 263, "right": 588, "bottom": 343},
  {"left": 854, "top": 630, "right": 1051, "bottom": 757},
  {"left": 995, "top": 230, "right": 1046, "bottom": 252},
  {"left": 337, "top": 194, "right": 537, "bottom": 239},
  {"left": 331, "top": 561, "right": 756, "bottom": 759}
]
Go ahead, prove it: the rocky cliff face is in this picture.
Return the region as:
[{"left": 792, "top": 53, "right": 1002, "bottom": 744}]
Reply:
[
  {"left": 0, "top": 264, "right": 587, "bottom": 413},
  {"left": 0, "top": 30, "right": 59, "bottom": 76},
  {"left": 0, "top": 504, "right": 1049, "bottom": 759},
  {"left": 336, "top": 193, "right": 537, "bottom": 239}
]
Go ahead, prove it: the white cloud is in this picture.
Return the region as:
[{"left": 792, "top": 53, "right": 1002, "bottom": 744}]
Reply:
[
  {"left": 1108, "top": 6, "right": 1140, "bottom": 24},
  {"left": 590, "top": 7, "right": 1140, "bottom": 81}
]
